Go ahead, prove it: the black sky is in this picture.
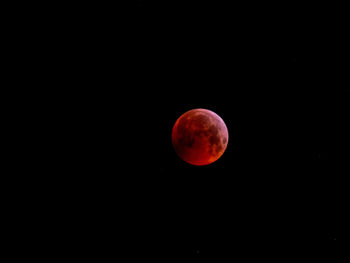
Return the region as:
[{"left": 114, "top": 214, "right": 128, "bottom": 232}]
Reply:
[
  {"left": 55, "top": 1, "right": 349, "bottom": 260},
  {"left": 111, "top": 2, "right": 349, "bottom": 259}
]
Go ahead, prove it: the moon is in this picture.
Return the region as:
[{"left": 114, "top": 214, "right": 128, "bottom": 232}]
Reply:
[{"left": 171, "top": 108, "right": 229, "bottom": 166}]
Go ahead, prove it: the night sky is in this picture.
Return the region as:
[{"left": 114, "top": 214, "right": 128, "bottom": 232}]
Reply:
[
  {"left": 55, "top": 1, "right": 348, "bottom": 260},
  {"left": 114, "top": 2, "right": 348, "bottom": 260}
]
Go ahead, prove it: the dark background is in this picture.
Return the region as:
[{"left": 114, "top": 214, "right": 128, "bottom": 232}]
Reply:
[
  {"left": 123, "top": 1, "right": 348, "bottom": 259},
  {"left": 39, "top": 1, "right": 348, "bottom": 260}
]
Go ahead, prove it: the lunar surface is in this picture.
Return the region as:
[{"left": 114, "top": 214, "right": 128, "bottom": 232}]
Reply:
[{"left": 171, "top": 108, "right": 229, "bottom": 166}]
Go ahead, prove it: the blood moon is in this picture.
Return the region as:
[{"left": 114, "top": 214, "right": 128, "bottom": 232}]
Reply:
[{"left": 172, "top": 108, "right": 228, "bottom": 166}]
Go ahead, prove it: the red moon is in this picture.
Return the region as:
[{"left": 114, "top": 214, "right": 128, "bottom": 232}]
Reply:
[{"left": 172, "top": 108, "right": 229, "bottom": 166}]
